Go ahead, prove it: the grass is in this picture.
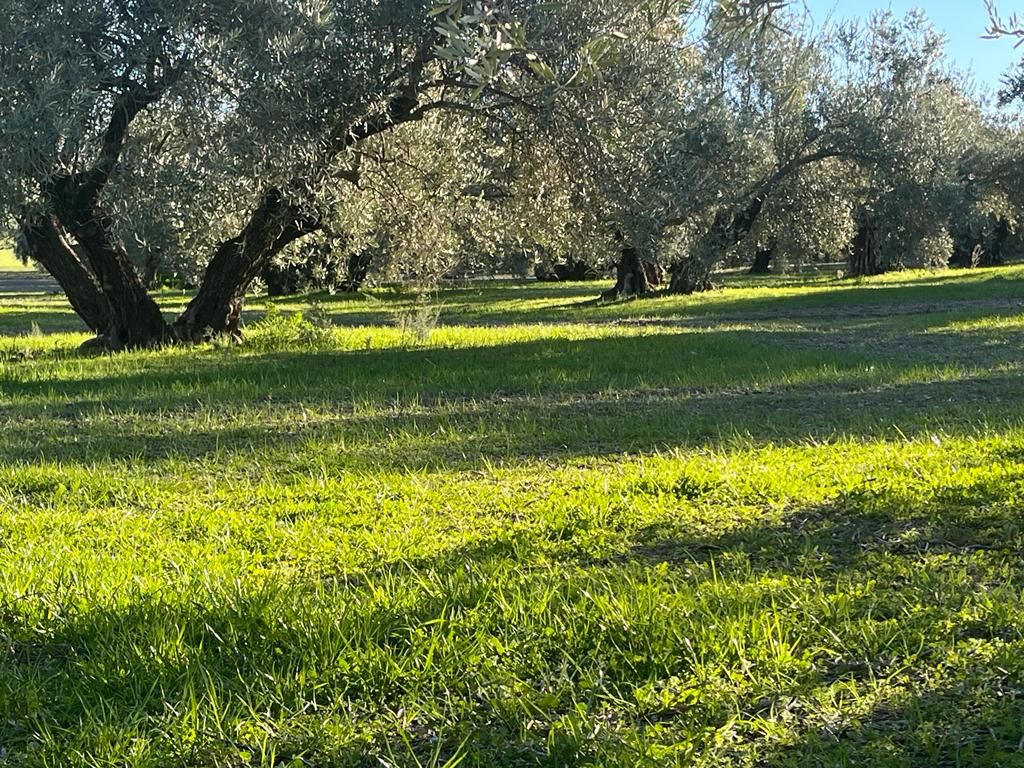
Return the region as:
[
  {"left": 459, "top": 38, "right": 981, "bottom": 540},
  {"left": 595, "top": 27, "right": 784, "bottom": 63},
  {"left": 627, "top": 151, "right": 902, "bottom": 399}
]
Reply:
[
  {"left": 0, "top": 248, "right": 25, "bottom": 272},
  {"left": 2, "top": 266, "right": 1024, "bottom": 765}
]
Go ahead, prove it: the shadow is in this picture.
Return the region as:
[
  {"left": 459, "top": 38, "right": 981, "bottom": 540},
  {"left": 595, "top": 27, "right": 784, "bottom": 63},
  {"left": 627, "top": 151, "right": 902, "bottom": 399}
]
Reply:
[
  {"left": 415, "top": 270, "right": 1024, "bottom": 327},
  {"left": 612, "top": 469, "right": 1024, "bottom": 765},
  {"left": 628, "top": 478, "right": 1024, "bottom": 575},
  {"left": 760, "top": 644, "right": 1024, "bottom": 766},
  {"left": 1, "top": 325, "right": 1023, "bottom": 467},
  {"left": 3, "top": 267, "right": 1023, "bottom": 336},
  {"left": 0, "top": 534, "right": 662, "bottom": 765},
  {"left": 5, "top": 465, "right": 1024, "bottom": 765},
  {"left": 1, "top": 583, "right": 478, "bottom": 765},
  {"left": 0, "top": 308, "right": 91, "bottom": 336}
]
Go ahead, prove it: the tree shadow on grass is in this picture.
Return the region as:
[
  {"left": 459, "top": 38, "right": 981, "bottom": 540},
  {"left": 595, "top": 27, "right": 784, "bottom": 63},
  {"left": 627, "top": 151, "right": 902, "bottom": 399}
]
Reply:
[
  {"left": 0, "top": 323, "right": 1022, "bottom": 467},
  {"left": 0, "top": 535, "right": 672, "bottom": 766},
  {"left": 0, "top": 307, "right": 89, "bottom": 336},
  {"left": 1, "top": 590, "right": 474, "bottom": 766},
  {"left": 2, "top": 366, "right": 1024, "bottom": 469},
  {"left": 629, "top": 480, "right": 1024, "bottom": 575},
  {"left": 5, "top": 472, "right": 1024, "bottom": 765},
  {"left": 434, "top": 271, "right": 1024, "bottom": 326},
  {"left": 760, "top": 645, "right": 1024, "bottom": 767},
  {"left": 2, "top": 267, "right": 1023, "bottom": 335},
  {"left": 621, "top": 472, "right": 1024, "bottom": 766}
]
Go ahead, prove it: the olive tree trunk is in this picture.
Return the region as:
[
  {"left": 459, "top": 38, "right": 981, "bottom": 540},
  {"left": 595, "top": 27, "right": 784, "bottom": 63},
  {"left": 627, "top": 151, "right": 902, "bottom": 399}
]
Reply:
[
  {"left": 748, "top": 247, "right": 773, "bottom": 274},
  {"left": 174, "top": 189, "right": 320, "bottom": 341},
  {"left": 848, "top": 211, "right": 883, "bottom": 277},
  {"left": 50, "top": 184, "right": 169, "bottom": 348},
  {"left": 17, "top": 214, "right": 113, "bottom": 335},
  {"left": 667, "top": 194, "right": 767, "bottom": 294},
  {"left": 602, "top": 246, "right": 657, "bottom": 299}
]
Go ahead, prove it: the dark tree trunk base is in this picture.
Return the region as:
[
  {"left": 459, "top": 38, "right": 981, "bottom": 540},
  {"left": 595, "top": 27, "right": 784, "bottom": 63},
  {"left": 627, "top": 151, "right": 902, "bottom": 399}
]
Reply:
[
  {"left": 848, "top": 212, "right": 883, "bottom": 278},
  {"left": 261, "top": 261, "right": 300, "bottom": 297},
  {"left": 952, "top": 219, "right": 1010, "bottom": 269},
  {"left": 175, "top": 188, "right": 320, "bottom": 342},
  {"left": 536, "top": 257, "right": 600, "bottom": 283},
  {"left": 602, "top": 247, "right": 662, "bottom": 300},
  {"left": 667, "top": 258, "right": 714, "bottom": 295},
  {"left": 341, "top": 250, "right": 374, "bottom": 293},
  {"left": 748, "top": 249, "right": 773, "bottom": 274},
  {"left": 50, "top": 184, "right": 169, "bottom": 347}
]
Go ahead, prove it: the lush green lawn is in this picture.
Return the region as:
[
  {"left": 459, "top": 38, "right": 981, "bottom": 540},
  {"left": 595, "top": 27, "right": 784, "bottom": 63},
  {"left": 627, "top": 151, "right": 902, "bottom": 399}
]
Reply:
[{"left": 3, "top": 267, "right": 1024, "bottom": 766}]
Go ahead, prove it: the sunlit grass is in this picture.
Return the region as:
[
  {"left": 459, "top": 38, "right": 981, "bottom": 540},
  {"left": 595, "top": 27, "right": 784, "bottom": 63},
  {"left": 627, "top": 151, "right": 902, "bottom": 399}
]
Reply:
[
  {"left": 0, "top": 248, "right": 23, "bottom": 271},
  {"left": 3, "top": 266, "right": 1024, "bottom": 765}
]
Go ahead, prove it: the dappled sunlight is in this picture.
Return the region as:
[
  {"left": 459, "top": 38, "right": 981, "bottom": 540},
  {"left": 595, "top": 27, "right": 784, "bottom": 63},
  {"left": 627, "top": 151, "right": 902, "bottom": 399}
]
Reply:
[
  {"left": 5, "top": 269, "right": 1024, "bottom": 764},
  {"left": 5, "top": 431, "right": 1024, "bottom": 762},
  {"left": 5, "top": 264, "right": 1024, "bottom": 339},
  {"left": 4, "top": 0, "right": 1024, "bottom": 755}
]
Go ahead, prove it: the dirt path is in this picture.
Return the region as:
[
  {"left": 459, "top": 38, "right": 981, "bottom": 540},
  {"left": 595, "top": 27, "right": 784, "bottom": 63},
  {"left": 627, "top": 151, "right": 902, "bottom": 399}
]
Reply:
[{"left": 0, "top": 268, "right": 60, "bottom": 295}]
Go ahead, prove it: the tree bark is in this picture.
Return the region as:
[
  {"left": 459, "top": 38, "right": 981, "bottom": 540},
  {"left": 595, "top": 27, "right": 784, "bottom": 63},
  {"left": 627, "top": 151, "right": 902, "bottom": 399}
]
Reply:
[
  {"left": 668, "top": 257, "right": 715, "bottom": 294},
  {"left": 50, "top": 185, "right": 169, "bottom": 348},
  {"left": 36, "top": 70, "right": 183, "bottom": 349},
  {"left": 174, "top": 189, "right": 320, "bottom": 341},
  {"left": 748, "top": 248, "right": 773, "bottom": 274},
  {"left": 951, "top": 218, "right": 1008, "bottom": 269},
  {"left": 537, "top": 257, "right": 600, "bottom": 283},
  {"left": 603, "top": 246, "right": 655, "bottom": 299},
  {"left": 17, "top": 214, "right": 113, "bottom": 336},
  {"left": 848, "top": 211, "right": 883, "bottom": 277},
  {"left": 667, "top": 195, "right": 768, "bottom": 294}
]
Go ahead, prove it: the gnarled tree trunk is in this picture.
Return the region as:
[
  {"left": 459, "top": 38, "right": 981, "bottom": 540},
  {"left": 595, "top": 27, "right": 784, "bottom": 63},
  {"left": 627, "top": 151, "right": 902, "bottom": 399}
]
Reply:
[
  {"left": 667, "top": 194, "right": 768, "bottom": 294},
  {"left": 603, "top": 246, "right": 656, "bottom": 299},
  {"left": 848, "top": 210, "right": 883, "bottom": 277},
  {"left": 536, "top": 256, "right": 600, "bottom": 283},
  {"left": 143, "top": 249, "right": 163, "bottom": 290},
  {"left": 174, "top": 189, "right": 320, "bottom": 341},
  {"left": 51, "top": 192, "right": 169, "bottom": 347},
  {"left": 951, "top": 218, "right": 1009, "bottom": 269},
  {"left": 17, "top": 214, "right": 113, "bottom": 335},
  {"left": 668, "top": 257, "right": 715, "bottom": 294},
  {"left": 261, "top": 261, "right": 301, "bottom": 297}
]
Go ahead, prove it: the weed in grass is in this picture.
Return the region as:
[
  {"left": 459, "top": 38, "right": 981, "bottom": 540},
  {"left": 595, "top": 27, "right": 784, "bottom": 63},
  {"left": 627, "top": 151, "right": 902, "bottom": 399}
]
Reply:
[
  {"left": 394, "top": 291, "right": 443, "bottom": 346},
  {"left": 249, "top": 303, "right": 338, "bottom": 352}
]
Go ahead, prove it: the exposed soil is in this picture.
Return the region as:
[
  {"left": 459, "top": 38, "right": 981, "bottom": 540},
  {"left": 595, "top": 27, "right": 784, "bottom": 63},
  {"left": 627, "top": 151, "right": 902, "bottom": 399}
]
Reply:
[{"left": 0, "top": 268, "right": 60, "bottom": 295}]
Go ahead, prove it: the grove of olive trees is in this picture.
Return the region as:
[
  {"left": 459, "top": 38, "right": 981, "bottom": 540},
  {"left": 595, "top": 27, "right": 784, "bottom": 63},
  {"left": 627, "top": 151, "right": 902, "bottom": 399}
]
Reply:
[{"left": 2, "top": 0, "right": 1022, "bottom": 347}]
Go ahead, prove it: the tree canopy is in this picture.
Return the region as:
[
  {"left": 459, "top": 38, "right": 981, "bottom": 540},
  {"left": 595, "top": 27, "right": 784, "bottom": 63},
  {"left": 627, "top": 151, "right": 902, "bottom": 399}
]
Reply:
[{"left": 1, "top": 0, "right": 1020, "bottom": 347}]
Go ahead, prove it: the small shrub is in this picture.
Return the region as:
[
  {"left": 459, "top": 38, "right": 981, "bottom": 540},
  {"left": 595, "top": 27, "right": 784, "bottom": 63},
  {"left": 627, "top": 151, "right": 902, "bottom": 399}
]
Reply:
[
  {"left": 296, "top": 301, "right": 336, "bottom": 347},
  {"left": 394, "top": 292, "right": 441, "bottom": 345}
]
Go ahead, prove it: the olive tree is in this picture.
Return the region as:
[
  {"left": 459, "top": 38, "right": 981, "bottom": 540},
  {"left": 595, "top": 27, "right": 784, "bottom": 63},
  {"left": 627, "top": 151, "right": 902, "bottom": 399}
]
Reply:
[
  {"left": 2, "top": 0, "right": 721, "bottom": 348},
  {"left": 587, "top": 8, "right": 1005, "bottom": 295}
]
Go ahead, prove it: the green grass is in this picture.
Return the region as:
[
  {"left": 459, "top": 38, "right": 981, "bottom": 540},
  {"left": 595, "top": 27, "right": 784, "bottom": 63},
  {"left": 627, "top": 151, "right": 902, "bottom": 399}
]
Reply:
[
  {"left": 3, "top": 267, "right": 1024, "bottom": 766},
  {"left": 0, "top": 248, "right": 24, "bottom": 271}
]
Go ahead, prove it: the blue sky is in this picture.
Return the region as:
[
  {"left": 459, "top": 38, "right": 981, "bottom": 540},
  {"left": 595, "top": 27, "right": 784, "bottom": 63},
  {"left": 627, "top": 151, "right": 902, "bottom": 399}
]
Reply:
[{"left": 797, "top": 0, "right": 1021, "bottom": 94}]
